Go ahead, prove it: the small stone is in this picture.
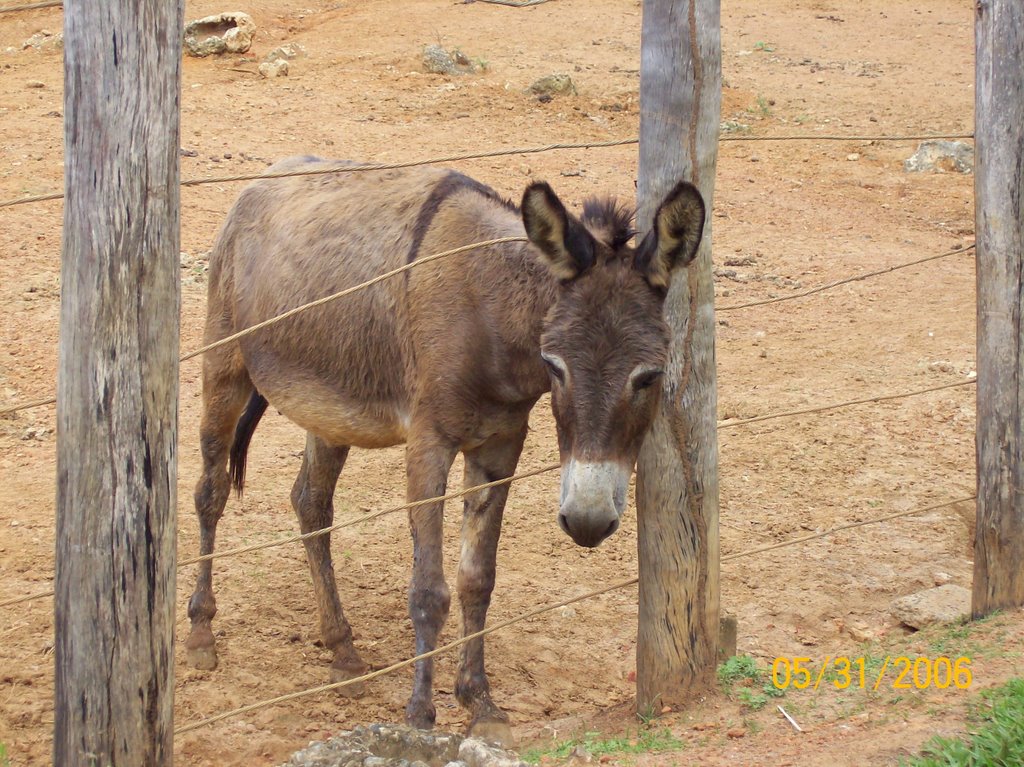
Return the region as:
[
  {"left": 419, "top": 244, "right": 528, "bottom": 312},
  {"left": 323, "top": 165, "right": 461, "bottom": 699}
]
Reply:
[
  {"left": 933, "top": 571, "right": 953, "bottom": 586},
  {"left": 904, "top": 140, "right": 974, "bottom": 174},
  {"left": 22, "top": 30, "right": 63, "bottom": 51},
  {"left": 890, "top": 584, "right": 971, "bottom": 630},
  {"left": 847, "top": 153, "right": 860, "bottom": 161},
  {"left": 25, "top": 80, "right": 45, "bottom": 89},
  {"left": 422, "top": 44, "right": 476, "bottom": 75},
  {"left": 264, "top": 43, "right": 307, "bottom": 62},
  {"left": 528, "top": 74, "right": 578, "bottom": 98},
  {"left": 184, "top": 12, "right": 257, "bottom": 58},
  {"left": 259, "top": 59, "right": 289, "bottom": 78},
  {"left": 726, "top": 727, "right": 747, "bottom": 739},
  {"left": 423, "top": 44, "right": 456, "bottom": 74},
  {"left": 844, "top": 621, "right": 874, "bottom": 643}
]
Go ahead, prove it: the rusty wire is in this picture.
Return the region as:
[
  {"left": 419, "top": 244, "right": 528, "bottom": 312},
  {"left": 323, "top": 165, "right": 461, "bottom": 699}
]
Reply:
[
  {"left": 173, "top": 493, "right": 975, "bottom": 734},
  {"left": 0, "top": 133, "right": 974, "bottom": 211}
]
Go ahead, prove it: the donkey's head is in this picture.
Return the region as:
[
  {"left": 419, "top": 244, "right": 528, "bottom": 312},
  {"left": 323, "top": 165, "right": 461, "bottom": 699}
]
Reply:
[{"left": 522, "top": 180, "right": 705, "bottom": 548}]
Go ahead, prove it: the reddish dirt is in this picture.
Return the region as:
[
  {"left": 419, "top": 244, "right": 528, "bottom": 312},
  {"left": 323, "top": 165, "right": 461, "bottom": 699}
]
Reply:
[{"left": 2, "top": 1, "right": 1020, "bottom": 765}]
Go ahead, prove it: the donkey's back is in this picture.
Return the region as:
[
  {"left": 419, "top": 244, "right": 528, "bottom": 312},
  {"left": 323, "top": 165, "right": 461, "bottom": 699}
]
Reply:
[{"left": 205, "top": 157, "right": 526, "bottom": 449}]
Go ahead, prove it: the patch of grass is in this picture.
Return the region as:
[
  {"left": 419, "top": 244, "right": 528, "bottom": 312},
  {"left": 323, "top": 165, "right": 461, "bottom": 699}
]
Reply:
[
  {"left": 522, "top": 728, "right": 683, "bottom": 764},
  {"left": 901, "top": 677, "right": 1024, "bottom": 767},
  {"left": 738, "top": 689, "right": 770, "bottom": 710},
  {"left": 717, "top": 654, "right": 760, "bottom": 688},
  {"left": 0, "top": 743, "right": 9, "bottom": 767},
  {"left": 718, "top": 655, "right": 784, "bottom": 711},
  {"left": 753, "top": 41, "right": 775, "bottom": 52}
]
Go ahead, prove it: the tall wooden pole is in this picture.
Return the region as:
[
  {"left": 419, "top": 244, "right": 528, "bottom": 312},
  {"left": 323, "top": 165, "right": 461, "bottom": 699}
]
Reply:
[
  {"left": 55, "top": 1, "right": 182, "bottom": 764},
  {"left": 635, "top": 0, "right": 721, "bottom": 711},
  {"left": 973, "top": 0, "right": 1024, "bottom": 617}
]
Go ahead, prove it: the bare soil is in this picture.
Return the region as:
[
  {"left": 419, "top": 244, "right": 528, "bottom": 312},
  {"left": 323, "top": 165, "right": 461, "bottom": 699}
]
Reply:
[{"left": 2, "top": 1, "right": 1020, "bottom": 766}]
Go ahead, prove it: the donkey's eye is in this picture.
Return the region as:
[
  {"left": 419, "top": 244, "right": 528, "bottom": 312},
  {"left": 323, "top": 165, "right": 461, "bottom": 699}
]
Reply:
[
  {"left": 632, "top": 369, "right": 663, "bottom": 391},
  {"left": 541, "top": 354, "right": 566, "bottom": 384}
]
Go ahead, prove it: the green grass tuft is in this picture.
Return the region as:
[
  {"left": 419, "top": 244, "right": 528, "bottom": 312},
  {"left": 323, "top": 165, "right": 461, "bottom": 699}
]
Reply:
[
  {"left": 522, "top": 728, "right": 683, "bottom": 764},
  {"left": 902, "top": 677, "right": 1024, "bottom": 767}
]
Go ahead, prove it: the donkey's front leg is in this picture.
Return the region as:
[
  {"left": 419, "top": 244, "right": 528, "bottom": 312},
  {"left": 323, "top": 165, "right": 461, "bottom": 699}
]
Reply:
[
  {"left": 405, "top": 427, "right": 458, "bottom": 729},
  {"left": 455, "top": 423, "right": 528, "bottom": 747}
]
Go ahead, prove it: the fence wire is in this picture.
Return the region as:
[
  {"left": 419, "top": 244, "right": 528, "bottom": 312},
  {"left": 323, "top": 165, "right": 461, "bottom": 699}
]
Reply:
[
  {"left": 0, "top": 0, "right": 60, "bottom": 12},
  {"left": 0, "top": 236, "right": 976, "bottom": 418},
  {"left": 0, "top": 132, "right": 974, "bottom": 211},
  {"left": 0, "top": 370, "right": 976, "bottom": 610},
  {"left": 719, "top": 243, "right": 975, "bottom": 312},
  {"left": 173, "top": 493, "right": 975, "bottom": 735}
]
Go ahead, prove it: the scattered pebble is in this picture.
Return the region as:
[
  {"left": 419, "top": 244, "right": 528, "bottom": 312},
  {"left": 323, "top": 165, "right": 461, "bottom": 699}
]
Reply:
[
  {"left": 259, "top": 59, "right": 290, "bottom": 78},
  {"left": 422, "top": 44, "right": 476, "bottom": 75},
  {"left": 528, "top": 74, "right": 577, "bottom": 99}
]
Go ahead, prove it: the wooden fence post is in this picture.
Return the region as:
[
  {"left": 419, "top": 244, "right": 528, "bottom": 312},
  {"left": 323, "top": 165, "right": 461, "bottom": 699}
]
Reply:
[
  {"left": 973, "top": 0, "right": 1024, "bottom": 617},
  {"left": 55, "top": 1, "right": 183, "bottom": 764},
  {"left": 635, "top": 0, "right": 721, "bottom": 711}
]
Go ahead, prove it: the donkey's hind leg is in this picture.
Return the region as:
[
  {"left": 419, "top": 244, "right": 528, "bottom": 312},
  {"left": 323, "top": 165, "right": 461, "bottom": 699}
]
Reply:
[
  {"left": 186, "top": 353, "right": 256, "bottom": 671},
  {"left": 292, "top": 433, "right": 369, "bottom": 695}
]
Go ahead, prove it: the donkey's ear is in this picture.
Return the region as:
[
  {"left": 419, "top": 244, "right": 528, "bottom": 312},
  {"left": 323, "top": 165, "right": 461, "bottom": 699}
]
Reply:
[
  {"left": 635, "top": 181, "right": 706, "bottom": 289},
  {"left": 522, "top": 182, "right": 595, "bottom": 281}
]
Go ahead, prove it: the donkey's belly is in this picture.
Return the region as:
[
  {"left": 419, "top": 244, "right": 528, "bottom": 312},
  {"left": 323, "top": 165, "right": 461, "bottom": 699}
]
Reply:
[{"left": 256, "top": 374, "right": 409, "bottom": 449}]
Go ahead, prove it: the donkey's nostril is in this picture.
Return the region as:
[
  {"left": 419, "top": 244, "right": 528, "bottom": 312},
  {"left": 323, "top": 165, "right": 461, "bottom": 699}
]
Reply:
[
  {"left": 557, "top": 512, "right": 571, "bottom": 536},
  {"left": 603, "top": 518, "right": 619, "bottom": 540}
]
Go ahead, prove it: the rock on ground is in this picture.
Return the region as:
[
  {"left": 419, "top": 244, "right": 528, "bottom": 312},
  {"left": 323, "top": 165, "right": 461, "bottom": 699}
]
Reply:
[
  {"left": 260, "top": 59, "right": 290, "bottom": 78},
  {"left": 184, "top": 12, "right": 257, "bottom": 57},
  {"left": 903, "top": 140, "right": 974, "bottom": 173},
  {"left": 422, "top": 44, "right": 476, "bottom": 75},
  {"left": 281, "top": 724, "right": 529, "bottom": 767},
  {"left": 890, "top": 584, "right": 972, "bottom": 629},
  {"left": 528, "top": 74, "right": 578, "bottom": 99}
]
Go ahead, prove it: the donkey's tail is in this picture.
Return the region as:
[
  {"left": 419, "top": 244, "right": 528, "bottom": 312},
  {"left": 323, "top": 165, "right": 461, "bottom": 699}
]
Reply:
[{"left": 229, "top": 391, "right": 269, "bottom": 496}]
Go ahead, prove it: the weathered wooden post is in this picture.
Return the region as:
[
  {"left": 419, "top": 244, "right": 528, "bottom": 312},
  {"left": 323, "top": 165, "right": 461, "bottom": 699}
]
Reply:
[
  {"left": 55, "top": 1, "right": 183, "bottom": 764},
  {"left": 973, "top": 0, "right": 1024, "bottom": 617},
  {"left": 635, "top": 0, "right": 721, "bottom": 711}
]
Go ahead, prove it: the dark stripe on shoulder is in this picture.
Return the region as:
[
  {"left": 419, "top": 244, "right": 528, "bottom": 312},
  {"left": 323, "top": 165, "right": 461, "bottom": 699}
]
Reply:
[{"left": 406, "top": 171, "right": 515, "bottom": 264}]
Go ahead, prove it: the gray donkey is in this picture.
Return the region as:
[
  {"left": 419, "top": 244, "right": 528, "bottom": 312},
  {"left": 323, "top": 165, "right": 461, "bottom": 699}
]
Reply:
[{"left": 185, "top": 157, "right": 705, "bottom": 742}]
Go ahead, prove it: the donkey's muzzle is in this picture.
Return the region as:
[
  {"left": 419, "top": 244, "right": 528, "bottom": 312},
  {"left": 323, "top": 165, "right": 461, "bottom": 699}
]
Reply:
[{"left": 558, "top": 459, "right": 629, "bottom": 548}]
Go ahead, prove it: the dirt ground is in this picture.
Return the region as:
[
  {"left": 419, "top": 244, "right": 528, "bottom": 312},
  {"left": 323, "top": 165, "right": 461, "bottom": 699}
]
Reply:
[{"left": 2, "top": 0, "right": 1020, "bottom": 765}]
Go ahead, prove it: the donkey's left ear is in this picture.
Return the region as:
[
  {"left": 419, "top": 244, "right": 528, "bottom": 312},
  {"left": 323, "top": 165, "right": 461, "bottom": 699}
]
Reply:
[{"left": 635, "top": 181, "right": 706, "bottom": 289}]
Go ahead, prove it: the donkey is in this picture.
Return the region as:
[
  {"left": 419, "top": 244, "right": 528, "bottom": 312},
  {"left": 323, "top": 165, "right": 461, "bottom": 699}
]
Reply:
[{"left": 185, "top": 156, "right": 705, "bottom": 742}]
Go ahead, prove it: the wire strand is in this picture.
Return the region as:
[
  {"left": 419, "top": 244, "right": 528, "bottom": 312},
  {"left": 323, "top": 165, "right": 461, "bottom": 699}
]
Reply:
[
  {"left": 718, "top": 243, "right": 975, "bottom": 312},
  {"left": 0, "top": 133, "right": 974, "bottom": 210},
  {"left": 0, "top": 0, "right": 61, "bottom": 12},
  {"left": 173, "top": 494, "right": 973, "bottom": 734},
  {"left": 717, "top": 379, "right": 976, "bottom": 429}
]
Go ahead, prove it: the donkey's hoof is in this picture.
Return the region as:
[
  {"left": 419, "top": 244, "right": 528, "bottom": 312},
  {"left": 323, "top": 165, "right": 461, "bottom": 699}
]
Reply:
[
  {"left": 185, "top": 643, "right": 219, "bottom": 671},
  {"left": 468, "top": 717, "right": 515, "bottom": 749},
  {"left": 185, "top": 626, "right": 219, "bottom": 670},
  {"left": 405, "top": 699, "right": 437, "bottom": 731},
  {"left": 329, "top": 659, "right": 369, "bottom": 698}
]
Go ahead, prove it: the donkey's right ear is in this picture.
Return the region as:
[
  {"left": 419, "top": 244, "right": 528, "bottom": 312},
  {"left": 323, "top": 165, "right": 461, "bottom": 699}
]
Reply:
[{"left": 521, "top": 182, "right": 595, "bottom": 280}]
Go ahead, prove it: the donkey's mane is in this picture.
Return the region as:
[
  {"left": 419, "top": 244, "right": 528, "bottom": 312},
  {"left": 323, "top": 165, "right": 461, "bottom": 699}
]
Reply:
[{"left": 580, "top": 196, "right": 636, "bottom": 250}]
